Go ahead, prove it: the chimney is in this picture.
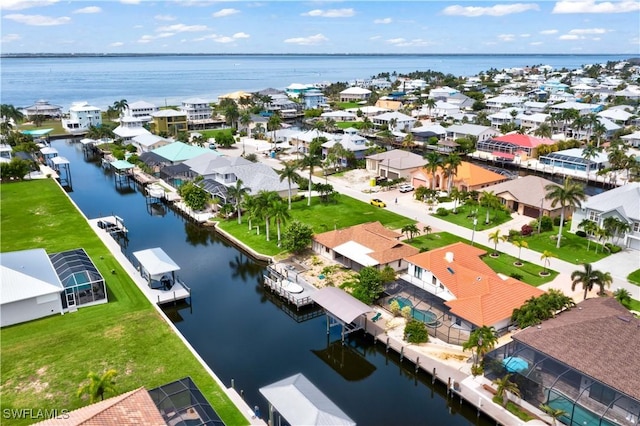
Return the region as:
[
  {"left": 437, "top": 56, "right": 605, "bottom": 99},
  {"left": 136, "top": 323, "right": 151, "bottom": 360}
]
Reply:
[{"left": 445, "top": 252, "right": 454, "bottom": 263}]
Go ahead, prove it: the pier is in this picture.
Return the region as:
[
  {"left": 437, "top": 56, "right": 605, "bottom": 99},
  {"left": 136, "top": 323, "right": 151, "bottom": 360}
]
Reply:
[{"left": 263, "top": 264, "right": 316, "bottom": 309}]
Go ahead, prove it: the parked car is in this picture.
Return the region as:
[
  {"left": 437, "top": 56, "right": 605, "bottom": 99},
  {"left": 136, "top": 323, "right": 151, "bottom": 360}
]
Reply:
[
  {"left": 370, "top": 198, "right": 386, "bottom": 208},
  {"left": 399, "top": 184, "right": 415, "bottom": 193}
]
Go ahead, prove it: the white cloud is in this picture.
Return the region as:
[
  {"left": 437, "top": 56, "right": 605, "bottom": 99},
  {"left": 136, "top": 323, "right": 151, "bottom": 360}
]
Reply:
[
  {"left": 157, "top": 24, "right": 208, "bottom": 33},
  {"left": 1, "top": 0, "right": 58, "bottom": 11},
  {"left": 110, "top": 42, "right": 124, "bottom": 47},
  {"left": 214, "top": 37, "right": 234, "bottom": 43},
  {"left": 369, "top": 35, "right": 382, "bottom": 40},
  {"left": 559, "top": 34, "right": 581, "bottom": 40},
  {"left": 212, "top": 8, "right": 240, "bottom": 18},
  {"left": 386, "top": 37, "right": 433, "bottom": 47},
  {"left": 552, "top": 0, "right": 640, "bottom": 14},
  {"left": 442, "top": 3, "right": 539, "bottom": 17},
  {"left": 568, "top": 28, "right": 607, "bottom": 34},
  {"left": 283, "top": 33, "right": 329, "bottom": 45},
  {"left": 232, "top": 32, "right": 250, "bottom": 39},
  {"left": 374, "top": 17, "right": 392, "bottom": 24},
  {"left": 73, "top": 6, "right": 101, "bottom": 14},
  {"left": 520, "top": 33, "right": 531, "bottom": 38},
  {"left": 194, "top": 32, "right": 251, "bottom": 43},
  {"left": 302, "top": 8, "right": 355, "bottom": 18},
  {"left": 540, "top": 29, "right": 559, "bottom": 35},
  {"left": 1, "top": 33, "right": 22, "bottom": 43},
  {"left": 155, "top": 15, "right": 176, "bottom": 21},
  {"left": 3, "top": 14, "right": 71, "bottom": 26},
  {"left": 120, "top": 0, "right": 140, "bottom": 4},
  {"left": 530, "top": 41, "right": 544, "bottom": 45},
  {"left": 498, "top": 34, "right": 516, "bottom": 41}
]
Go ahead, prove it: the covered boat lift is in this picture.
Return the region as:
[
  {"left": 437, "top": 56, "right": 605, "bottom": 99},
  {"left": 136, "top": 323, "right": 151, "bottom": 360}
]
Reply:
[
  {"left": 50, "top": 156, "right": 72, "bottom": 188},
  {"left": 132, "top": 248, "right": 191, "bottom": 305},
  {"left": 311, "top": 287, "right": 372, "bottom": 344},
  {"left": 259, "top": 373, "right": 356, "bottom": 426},
  {"left": 110, "top": 159, "right": 134, "bottom": 189}
]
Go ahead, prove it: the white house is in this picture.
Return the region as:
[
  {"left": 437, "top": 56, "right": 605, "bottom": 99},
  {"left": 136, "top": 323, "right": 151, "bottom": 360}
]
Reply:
[
  {"left": 485, "top": 95, "right": 525, "bottom": 112},
  {"left": 125, "top": 100, "right": 159, "bottom": 122},
  {"left": 321, "top": 128, "right": 369, "bottom": 166},
  {"left": 1, "top": 249, "right": 64, "bottom": 327},
  {"left": 63, "top": 102, "right": 102, "bottom": 134},
  {"left": 371, "top": 111, "right": 416, "bottom": 132},
  {"left": 21, "top": 100, "right": 63, "bottom": 119},
  {"left": 445, "top": 124, "right": 497, "bottom": 142},
  {"left": 339, "top": 87, "right": 371, "bottom": 102},
  {"left": 179, "top": 98, "right": 213, "bottom": 122},
  {"left": 621, "top": 131, "right": 640, "bottom": 148},
  {"left": 113, "top": 117, "right": 151, "bottom": 141},
  {"left": 132, "top": 134, "right": 172, "bottom": 153}
]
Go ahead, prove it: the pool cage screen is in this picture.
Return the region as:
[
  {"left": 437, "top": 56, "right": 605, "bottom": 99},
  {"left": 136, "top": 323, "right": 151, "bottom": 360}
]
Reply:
[
  {"left": 148, "top": 377, "right": 224, "bottom": 426},
  {"left": 484, "top": 341, "right": 640, "bottom": 426},
  {"left": 49, "top": 248, "right": 106, "bottom": 309}
]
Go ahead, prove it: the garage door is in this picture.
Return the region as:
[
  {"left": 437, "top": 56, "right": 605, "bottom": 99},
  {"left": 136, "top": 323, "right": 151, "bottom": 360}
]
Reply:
[{"left": 523, "top": 206, "right": 540, "bottom": 218}]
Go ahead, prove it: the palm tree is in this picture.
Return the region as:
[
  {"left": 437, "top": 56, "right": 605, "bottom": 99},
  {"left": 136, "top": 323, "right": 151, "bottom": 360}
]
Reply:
[
  {"left": 540, "top": 250, "right": 556, "bottom": 275},
  {"left": 77, "top": 369, "right": 118, "bottom": 403},
  {"left": 539, "top": 404, "right": 567, "bottom": 426},
  {"left": 227, "top": 179, "right": 251, "bottom": 225},
  {"left": 424, "top": 151, "right": 442, "bottom": 190},
  {"left": 571, "top": 263, "right": 610, "bottom": 300},
  {"left": 242, "top": 195, "right": 258, "bottom": 231},
  {"left": 277, "top": 161, "right": 299, "bottom": 210},
  {"left": 488, "top": 229, "right": 507, "bottom": 256},
  {"left": 613, "top": 288, "right": 631, "bottom": 307},
  {"left": 239, "top": 111, "right": 252, "bottom": 138},
  {"left": 480, "top": 190, "right": 500, "bottom": 225},
  {"left": 422, "top": 225, "right": 432, "bottom": 236},
  {"left": 493, "top": 374, "right": 521, "bottom": 408},
  {"left": 299, "top": 151, "right": 322, "bottom": 207},
  {"left": 581, "top": 143, "right": 601, "bottom": 176},
  {"left": 267, "top": 112, "right": 282, "bottom": 148},
  {"left": 270, "top": 198, "right": 290, "bottom": 244},
  {"left": 545, "top": 178, "right": 587, "bottom": 248},
  {"left": 462, "top": 326, "right": 498, "bottom": 368},
  {"left": 578, "top": 219, "right": 599, "bottom": 252},
  {"left": 401, "top": 224, "right": 420, "bottom": 241},
  {"left": 534, "top": 122, "right": 552, "bottom": 138},
  {"left": 511, "top": 238, "right": 528, "bottom": 265},
  {"left": 255, "top": 191, "right": 279, "bottom": 241},
  {"left": 444, "top": 153, "right": 462, "bottom": 193},
  {"left": 450, "top": 187, "right": 464, "bottom": 214},
  {"left": 113, "top": 99, "right": 128, "bottom": 118},
  {"left": 1, "top": 104, "right": 25, "bottom": 124}
]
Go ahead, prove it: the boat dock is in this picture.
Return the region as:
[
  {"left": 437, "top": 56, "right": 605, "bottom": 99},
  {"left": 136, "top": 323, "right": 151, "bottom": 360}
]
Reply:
[
  {"left": 263, "top": 264, "right": 316, "bottom": 309},
  {"left": 132, "top": 247, "right": 192, "bottom": 306},
  {"left": 95, "top": 215, "right": 128, "bottom": 236}
]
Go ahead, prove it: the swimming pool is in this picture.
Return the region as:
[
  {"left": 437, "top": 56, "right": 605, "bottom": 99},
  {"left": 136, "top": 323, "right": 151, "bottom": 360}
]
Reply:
[
  {"left": 389, "top": 297, "right": 413, "bottom": 310},
  {"left": 412, "top": 309, "right": 438, "bottom": 325},
  {"left": 547, "top": 389, "right": 618, "bottom": 426}
]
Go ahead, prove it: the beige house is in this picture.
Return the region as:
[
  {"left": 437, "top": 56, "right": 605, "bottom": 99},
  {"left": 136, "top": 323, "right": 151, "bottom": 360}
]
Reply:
[
  {"left": 365, "top": 149, "right": 425, "bottom": 180},
  {"left": 482, "top": 175, "right": 564, "bottom": 218}
]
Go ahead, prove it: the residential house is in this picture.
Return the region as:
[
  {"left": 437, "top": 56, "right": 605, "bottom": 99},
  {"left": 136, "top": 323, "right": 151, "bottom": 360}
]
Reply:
[
  {"left": 62, "top": 102, "right": 102, "bottom": 134},
  {"left": 303, "top": 89, "right": 326, "bottom": 110},
  {"left": 539, "top": 148, "right": 609, "bottom": 173},
  {"left": 598, "top": 108, "right": 634, "bottom": 125},
  {"left": 445, "top": 124, "right": 497, "bottom": 143},
  {"left": 312, "top": 222, "right": 419, "bottom": 272},
  {"left": 371, "top": 111, "right": 416, "bottom": 132},
  {"left": 621, "top": 130, "right": 640, "bottom": 148},
  {"left": 285, "top": 83, "right": 315, "bottom": 98},
  {"left": 485, "top": 297, "right": 640, "bottom": 426},
  {"left": 151, "top": 109, "right": 188, "bottom": 136},
  {"left": 570, "top": 182, "right": 640, "bottom": 250},
  {"left": 403, "top": 243, "right": 544, "bottom": 332},
  {"left": 131, "top": 134, "right": 172, "bottom": 154},
  {"left": 151, "top": 142, "right": 210, "bottom": 165},
  {"left": 365, "top": 149, "right": 425, "bottom": 180},
  {"left": 125, "top": 100, "right": 159, "bottom": 123},
  {"left": 320, "top": 110, "right": 357, "bottom": 122},
  {"left": 410, "top": 124, "right": 448, "bottom": 143},
  {"left": 418, "top": 101, "right": 461, "bottom": 119},
  {"left": 410, "top": 161, "right": 507, "bottom": 192},
  {"left": 570, "top": 116, "right": 620, "bottom": 141},
  {"left": 485, "top": 95, "right": 525, "bottom": 112},
  {"left": 339, "top": 87, "right": 372, "bottom": 102},
  {"left": 179, "top": 98, "right": 213, "bottom": 129},
  {"left": 547, "top": 101, "right": 603, "bottom": 116},
  {"left": 21, "top": 100, "right": 62, "bottom": 119},
  {"left": 345, "top": 106, "right": 389, "bottom": 118},
  {"left": 519, "top": 112, "right": 550, "bottom": 133},
  {"left": 113, "top": 116, "right": 151, "bottom": 141},
  {"left": 321, "top": 128, "right": 369, "bottom": 166},
  {"left": 482, "top": 175, "right": 565, "bottom": 218},
  {"left": 428, "top": 86, "right": 460, "bottom": 100},
  {"left": 477, "top": 134, "right": 555, "bottom": 160},
  {"left": 289, "top": 129, "right": 337, "bottom": 154},
  {"left": 523, "top": 101, "right": 549, "bottom": 114},
  {"left": 375, "top": 99, "right": 402, "bottom": 111},
  {"left": 0, "top": 144, "right": 13, "bottom": 163},
  {"left": 488, "top": 109, "right": 523, "bottom": 130}
]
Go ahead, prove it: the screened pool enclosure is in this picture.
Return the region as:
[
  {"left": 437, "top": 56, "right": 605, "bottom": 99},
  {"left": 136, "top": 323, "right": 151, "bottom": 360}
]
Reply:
[{"left": 49, "top": 248, "right": 107, "bottom": 310}]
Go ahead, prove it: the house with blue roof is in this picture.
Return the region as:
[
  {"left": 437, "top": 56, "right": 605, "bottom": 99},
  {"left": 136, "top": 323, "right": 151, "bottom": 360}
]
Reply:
[{"left": 151, "top": 142, "right": 211, "bottom": 165}]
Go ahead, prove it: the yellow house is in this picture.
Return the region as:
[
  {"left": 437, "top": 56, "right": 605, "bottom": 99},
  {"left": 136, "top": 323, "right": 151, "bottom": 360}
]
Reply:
[{"left": 151, "top": 109, "right": 188, "bottom": 136}]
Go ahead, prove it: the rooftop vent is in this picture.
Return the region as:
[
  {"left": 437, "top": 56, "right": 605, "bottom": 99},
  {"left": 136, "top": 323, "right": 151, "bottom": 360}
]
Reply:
[{"left": 445, "top": 251, "right": 454, "bottom": 263}]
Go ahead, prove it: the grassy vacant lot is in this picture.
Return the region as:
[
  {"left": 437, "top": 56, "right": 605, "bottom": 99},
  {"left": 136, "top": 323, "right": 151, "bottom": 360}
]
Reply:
[
  {"left": 200, "top": 128, "right": 234, "bottom": 140},
  {"left": 627, "top": 269, "right": 640, "bottom": 286},
  {"left": 0, "top": 180, "right": 246, "bottom": 426},
  {"left": 524, "top": 228, "right": 609, "bottom": 265},
  {"left": 19, "top": 119, "right": 66, "bottom": 136},
  {"left": 433, "top": 204, "right": 512, "bottom": 232},
  {"left": 336, "top": 102, "right": 361, "bottom": 110},
  {"left": 407, "top": 233, "right": 557, "bottom": 287},
  {"left": 336, "top": 121, "right": 362, "bottom": 130},
  {"left": 216, "top": 195, "right": 415, "bottom": 257}
]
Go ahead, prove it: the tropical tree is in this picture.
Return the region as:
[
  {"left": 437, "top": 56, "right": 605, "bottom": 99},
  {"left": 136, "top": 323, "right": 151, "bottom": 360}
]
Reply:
[
  {"left": 594, "top": 226, "right": 611, "bottom": 254},
  {"left": 401, "top": 224, "right": 420, "bottom": 241},
  {"left": 540, "top": 250, "right": 556, "bottom": 275},
  {"left": 1, "top": 104, "right": 25, "bottom": 124},
  {"left": 613, "top": 288, "right": 631, "bottom": 307},
  {"left": 450, "top": 187, "right": 464, "bottom": 214},
  {"left": 227, "top": 179, "right": 251, "bottom": 224},
  {"left": 444, "top": 153, "right": 462, "bottom": 193},
  {"left": 239, "top": 111, "right": 252, "bottom": 137},
  {"left": 545, "top": 178, "right": 587, "bottom": 248},
  {"left": 113, "top": 99, "right": 128, "bottom": 118},
  {"left": 488, "top": 229, "right": 507, "bottom": 256},
  {"left": 534, "top": 122, "right": 552, "bottom": 138},
  {"left": 281, "top": 220, "right": 314, "bottom": 253},
  {"left": 360, "top": 116, "right": 374, "bottom": 135},
  {"left": 511, "top": 238, "right": 528, "bottom": 265},
  {"left": 299, "top": 149, "right": 322, "bottom": 207},
  {"left": 539, "top": 404, "right": 567, "bottom": 426},
  {"left": 422, "top": 225, "right": 432, "bottom": 236},
  {"left": 493, "top": 374, "right": 521, "bottom": 408},
  {"left": 480, "top": 190, "right": 500, "bottom": 225},
  {"left": 77, "top": 369, "right": 118, "bottom": 403},
  {"left": 462, "top": 326, "right": 498, "bottom": 369},
  {"left": 581, "top": 143, "right": 601, "bottom": 175},
  {"left": 571, "top": 263, "right": 611, "bottom": 300},
  {"left": 423, "top": 151, "right": 442, "bottom": 190},
  {"left": 603, "top": 216, "right": 631, "bottom": 246},
  {"left": 277, "top": 161, "right": 299, "bottom": 210},
  {"left": 511, "top": 289, "right": 575, "bottom": 328},
  {"left": 270, "top": 198, "right": 290, "bottom": 244},
  {"left": 578, "top": 219, "right": 599, "bottom": 252},
  {"left": 255, "top": 190, "right": 279, "bottom": 241},
  {"left": 242, "top": 194, "right": 258, "bottom": 231},
  {"left": 267, "top": 112, "right": 282, "bottom": 147}
]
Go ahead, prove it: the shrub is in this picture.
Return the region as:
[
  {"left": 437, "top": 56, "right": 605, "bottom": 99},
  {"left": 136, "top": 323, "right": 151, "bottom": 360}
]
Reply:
[
  {"left": 437, "top": 196, "right": 452, "bottom": 203},
  {"left": 401, "top": 306, "right": 412, "bottom": 320},
  {"left": 389, "top": 300, "right": 401, "bottom": 317},
  {"left": 521, "top": 224, "right": 533, "bottom": 236},
  {"left": 471, "top": 364, "right": 484, "bottom": 377},
  {"left": 575, "top": 230, "right": 587, "bottom": 238},
  {"left": 553, "top": 216, "right": 562, "bottom": 226},
  {"left": 404, "top": 319, "right": 429, "bottom": 344},
  {"left": 539, "top": 216, "right": 553, "bottom": 232},
  {"left": 510, "top": 272, "right": 524, "bottom": 280},
  {"left": 605, "top": 243, "right": 622, "bottom": 253},
  {"left": 508, "top": 229, "right": 520, "bottom": 240},
  {"left": 435, "top": 207, "right": 449, "bottom": 216}
]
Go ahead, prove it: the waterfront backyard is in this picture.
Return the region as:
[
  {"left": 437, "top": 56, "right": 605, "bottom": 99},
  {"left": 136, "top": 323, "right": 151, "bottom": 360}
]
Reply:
[{"left": 0, "top": 180, "right": 247, "bottom": 425}]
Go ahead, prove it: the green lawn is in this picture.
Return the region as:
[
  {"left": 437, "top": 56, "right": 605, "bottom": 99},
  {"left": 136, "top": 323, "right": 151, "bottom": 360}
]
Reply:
[
  {"left": 0, "top": 180, "right": 247, "bottom": 426},
  {"left": 18, "top": 119, "right": 67, "bottom": 136},
  {"left": 627, "top": 269, "right": 640, "bottom": 286},
  {"left": 407, "top": 233, "right": 557, "bottom": 287},
  {"left": 336, "top": 121, "right": 361, "bottom": 129},
  {"left": 627, "top": 298, "right": 640, "bottom": 312},
  {"left": 432, "top": 204, "right": 513, "bottom": 232},
  {"left": 336, "top": 102, "right": 361, "bottom": 109},
  {"left": 216, "top": 195, "right": 415, "bottom": 257},
  {"left": 524, "top": 228, "right": 609, "bottom": 265},
  {"left": 200, "top": 128, "right": 234, "bottom": 139}
]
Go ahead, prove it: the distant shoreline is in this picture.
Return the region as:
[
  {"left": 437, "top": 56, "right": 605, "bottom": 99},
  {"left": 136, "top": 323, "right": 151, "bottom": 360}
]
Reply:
[{"left": 1, "top": 52, "right": 634, "bottom": 59}]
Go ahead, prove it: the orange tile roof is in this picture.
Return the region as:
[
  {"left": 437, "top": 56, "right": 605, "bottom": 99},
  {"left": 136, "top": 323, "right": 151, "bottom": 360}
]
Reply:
[
  {"left": 405, "top": 242, "right": 543, "bottom": 327},
  {"left": 314, "top": 221, "right": 419, "bottom": 265},
  {"left": 36, "top": 387, "right": 166, "bottom": 426},
  {"left": 413, "top": 161, "right": 506, "bottom": 188}
]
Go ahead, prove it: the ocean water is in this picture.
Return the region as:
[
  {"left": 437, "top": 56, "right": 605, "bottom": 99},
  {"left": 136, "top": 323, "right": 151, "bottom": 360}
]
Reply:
[{"left": 0, "top": 54, "right": 630, "bottom": 111}]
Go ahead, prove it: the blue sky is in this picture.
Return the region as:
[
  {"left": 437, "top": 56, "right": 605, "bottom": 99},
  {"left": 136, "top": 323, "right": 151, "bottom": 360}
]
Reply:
[{"left": 2, "top": 0, "right": 639, "bottom": 54}]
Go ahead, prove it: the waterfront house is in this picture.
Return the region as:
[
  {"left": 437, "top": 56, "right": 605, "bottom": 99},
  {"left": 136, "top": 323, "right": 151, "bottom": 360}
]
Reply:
[
  {"left": 113, "top": 116, "right": 152, "bottom": 141},
  {"left": 179, "top": 98, "right": 213, "bottom": 129},
  {"left": 621, "top": 130, "right": 640, "bottom": 148},
  {"left": 547, "top": 101, "right": 603, "bottom": 116},
  {"left": 598, "top": 108, "right": 634, "bottom": 125},
  {"left": 151, "top": 109, "right": 188, "bottom": 136},
  {"left": 519, "top": 112, "right": 550, "bottom": 133},
  {"left": 365, "top": 149, "right": 425, "bottom": 181},
  {"left": 539, "top": 148, "right": 609, "bottom": 174},
  {"left": 477, "top": 134, "right": 555, "bottom": 160},
  {"left": 320, "top": 110, "right": 357, "bottom": 122},
  {"left": 303, "top": 89, "right": 327, "bottom": 110},
  {"left": 339, "top": 87, "right": 371, "bottom": 102},
  {"left": 485, "top": 297, "right": 640, "bottom": 426},
  {"left": 570, "top": 116, "right": 620, "bottom": 141},
  {"left": 403, "top": 242, "right": 543, "bottom": 333},
  {"left": 523, "top": 101, "right": 548, "bottom": 114},
  {"left": 570, "top": 182, "right": 640, "bottom": 250},
  {"left": 285, "top": 83, "right": 315, "bottom": 98},
  {"left": 428, "top": 86, "right": 459, "bottom": 100},
  {"left": 410, "top": 161, "right": 507, "bottom": 192},
  {"left": 410, "top": 124, "right": 448, "bottom": 144},
  {"left": 488, "top": 109, "right": 523, "bottom": 130},
  {"left": 345, "top": 105, "right": 389, "bottom": 118},
  {"left": 312, "top": 222, "right": 419, "bottom": 272},
  {"left": 21, "top": 100, "right": 62, "bottom": 119},
  {"left": 125, "top": 100, "right": 159, "bottom": 123},
  {"left": 151, "top": 142, "right": 210, "bottom": 165},
  {"left": 445, "top": 124, "right": 497, "bottom": 143},
  {"left": 482, "top": 175, "right": 564, "bottom": 218},
  {"left": 63, "top": 102, "right": 102, "bottom": 134},
  {"left": 132, "top": 134, "right": 172, "bottom": 154}
]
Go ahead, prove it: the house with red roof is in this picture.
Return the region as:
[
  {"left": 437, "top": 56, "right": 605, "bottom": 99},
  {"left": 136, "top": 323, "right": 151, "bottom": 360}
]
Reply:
[
  {"left": 312, "top": 222, "right": 419, "bottom": 272},
  {"left": 410, "top": 161, "right": 507, "bottom": 192},
  {"left": 477, "top": 134, "right": 555, "bottom": 161},
  {"left": 403, "top": 242, "right": 544, "bottom": 332}
]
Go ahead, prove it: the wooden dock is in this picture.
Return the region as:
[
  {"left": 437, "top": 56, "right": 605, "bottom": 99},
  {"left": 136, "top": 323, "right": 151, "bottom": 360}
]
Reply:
[{"left": 263, "top": 264, "right": 316, "bottom": 309}]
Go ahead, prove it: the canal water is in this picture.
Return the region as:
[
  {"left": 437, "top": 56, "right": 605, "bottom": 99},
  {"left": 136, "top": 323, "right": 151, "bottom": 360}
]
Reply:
[{"left": 54, "top": 138, "right": 493, "bottom": 426}]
